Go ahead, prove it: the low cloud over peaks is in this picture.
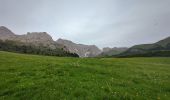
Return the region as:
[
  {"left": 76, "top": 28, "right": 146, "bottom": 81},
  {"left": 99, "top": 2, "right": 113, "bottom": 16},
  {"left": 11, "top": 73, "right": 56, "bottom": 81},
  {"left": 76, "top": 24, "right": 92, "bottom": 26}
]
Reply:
[{"left": 0, "top": 0, "right": 170, "bottom": 48}]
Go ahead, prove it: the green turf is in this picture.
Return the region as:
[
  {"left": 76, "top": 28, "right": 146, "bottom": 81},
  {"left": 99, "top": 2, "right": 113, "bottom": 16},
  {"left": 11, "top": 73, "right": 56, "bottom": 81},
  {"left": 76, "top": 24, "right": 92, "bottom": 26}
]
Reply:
[{"left": 0, "top": 51, "right": 170, "bottom": 100}]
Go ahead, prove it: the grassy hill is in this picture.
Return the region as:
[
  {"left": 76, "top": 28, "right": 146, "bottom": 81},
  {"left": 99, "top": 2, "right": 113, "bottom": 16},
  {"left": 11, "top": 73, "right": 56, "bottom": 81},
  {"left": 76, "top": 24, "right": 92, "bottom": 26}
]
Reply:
[{"left": 0, "top": 51, "right": 170, "bottom": 100}]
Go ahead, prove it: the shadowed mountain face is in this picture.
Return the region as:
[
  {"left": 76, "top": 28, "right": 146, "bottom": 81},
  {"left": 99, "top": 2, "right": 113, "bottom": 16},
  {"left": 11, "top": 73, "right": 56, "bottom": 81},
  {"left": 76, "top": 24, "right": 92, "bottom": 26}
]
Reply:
[{"left": 56, "top": 38, "right": 102, "bottom": 57}]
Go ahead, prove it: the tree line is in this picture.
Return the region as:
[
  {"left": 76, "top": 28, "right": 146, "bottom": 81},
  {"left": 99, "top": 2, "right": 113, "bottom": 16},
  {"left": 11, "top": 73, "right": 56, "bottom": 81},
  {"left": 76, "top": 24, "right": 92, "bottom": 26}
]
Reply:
[{"left": 0, "top": 40, "right": 79, "bottom": 57}]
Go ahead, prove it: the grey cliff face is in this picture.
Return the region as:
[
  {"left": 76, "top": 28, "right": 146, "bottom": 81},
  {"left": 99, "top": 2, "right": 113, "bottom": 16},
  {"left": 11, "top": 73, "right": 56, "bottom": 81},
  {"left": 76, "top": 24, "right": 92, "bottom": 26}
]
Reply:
[
  {"left": 15, "top": 32, "right": 54, "bottom": 47},
  {"left": 56, "top": 38, "right": 102, "bottom": 57}
]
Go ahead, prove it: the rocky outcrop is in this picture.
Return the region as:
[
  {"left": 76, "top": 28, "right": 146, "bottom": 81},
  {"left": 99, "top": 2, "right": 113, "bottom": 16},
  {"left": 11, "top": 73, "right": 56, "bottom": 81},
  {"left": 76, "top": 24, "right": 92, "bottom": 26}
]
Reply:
[
  {"left": 14, "top": 32, "right": 56, "bottom": 48},
  {"left": 56, "top": 38, "right": 102, "bottom": 57}
]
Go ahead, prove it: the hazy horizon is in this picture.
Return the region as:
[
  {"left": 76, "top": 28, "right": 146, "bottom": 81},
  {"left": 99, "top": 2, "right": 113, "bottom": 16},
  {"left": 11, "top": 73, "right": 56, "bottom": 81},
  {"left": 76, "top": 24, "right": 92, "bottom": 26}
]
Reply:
[{"left": 0, "top": 0, "right": 170, "bottom": 48}]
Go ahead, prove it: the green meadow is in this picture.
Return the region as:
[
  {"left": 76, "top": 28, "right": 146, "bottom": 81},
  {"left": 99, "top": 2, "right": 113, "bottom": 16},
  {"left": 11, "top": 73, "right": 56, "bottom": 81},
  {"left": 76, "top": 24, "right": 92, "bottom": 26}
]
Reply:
[{"left": 0, "top": 51, "right": 170, "bottom": 100}]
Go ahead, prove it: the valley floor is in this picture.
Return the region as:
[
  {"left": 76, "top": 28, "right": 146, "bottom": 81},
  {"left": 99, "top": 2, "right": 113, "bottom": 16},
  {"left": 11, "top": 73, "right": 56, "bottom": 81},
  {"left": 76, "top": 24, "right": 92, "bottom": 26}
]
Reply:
[{"left": 0, "top": 51, "right": 170, "bottom": 100}]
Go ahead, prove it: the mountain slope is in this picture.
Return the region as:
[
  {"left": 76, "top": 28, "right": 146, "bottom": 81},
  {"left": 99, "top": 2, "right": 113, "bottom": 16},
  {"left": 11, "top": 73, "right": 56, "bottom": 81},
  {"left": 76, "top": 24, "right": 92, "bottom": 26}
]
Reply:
[
  {"left": 156, "top": 37, "right": 170, "bottom": 47},
  {"left": 56, "top": 38, "right": 102, "bottom": 57},
  {"left": 117, "top": 37, "right": 170, "bottom": 57}
]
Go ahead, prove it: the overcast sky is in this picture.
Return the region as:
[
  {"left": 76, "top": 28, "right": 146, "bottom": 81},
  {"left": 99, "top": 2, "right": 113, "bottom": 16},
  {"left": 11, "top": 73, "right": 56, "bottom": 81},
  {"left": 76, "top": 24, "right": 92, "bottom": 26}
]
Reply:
[{"left": 0, "top": 0, "right": 170, "bottom": 48}]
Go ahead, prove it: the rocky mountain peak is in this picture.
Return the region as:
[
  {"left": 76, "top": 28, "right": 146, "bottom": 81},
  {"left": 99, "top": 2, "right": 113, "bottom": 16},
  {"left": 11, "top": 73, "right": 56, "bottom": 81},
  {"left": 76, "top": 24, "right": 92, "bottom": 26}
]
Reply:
[
  {"left": 0, "top": 26, "right": 15, "bottom": 35},
  {"left": 0, "top": 26, "right": 15, "bottom": 40},
  {"left": 0, "top": 26, "right": 55, "bottom": 47}
]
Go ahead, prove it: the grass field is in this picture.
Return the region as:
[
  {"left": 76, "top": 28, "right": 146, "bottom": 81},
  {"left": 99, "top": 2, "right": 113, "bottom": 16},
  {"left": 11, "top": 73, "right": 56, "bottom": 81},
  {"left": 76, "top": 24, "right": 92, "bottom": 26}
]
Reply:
[{"left": 0, "top": 51, "right": 170, "bottom": 100}]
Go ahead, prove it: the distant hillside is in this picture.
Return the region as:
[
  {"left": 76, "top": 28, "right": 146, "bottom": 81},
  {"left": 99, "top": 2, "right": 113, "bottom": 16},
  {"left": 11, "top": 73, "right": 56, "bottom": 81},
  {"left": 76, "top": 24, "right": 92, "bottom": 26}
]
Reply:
[
  {"left": 116, "top": 37, "right": 170, "bottom": 57},
  {"left": 98, "top": 47, "right": 128, "bottom": 57}
]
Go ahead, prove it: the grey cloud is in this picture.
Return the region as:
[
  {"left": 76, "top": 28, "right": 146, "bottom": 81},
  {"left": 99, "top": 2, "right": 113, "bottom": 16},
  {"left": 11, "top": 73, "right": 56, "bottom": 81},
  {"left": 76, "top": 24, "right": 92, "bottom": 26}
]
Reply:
[{"left": 0, "top": 0, "right": 170, "bottom": 48}]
